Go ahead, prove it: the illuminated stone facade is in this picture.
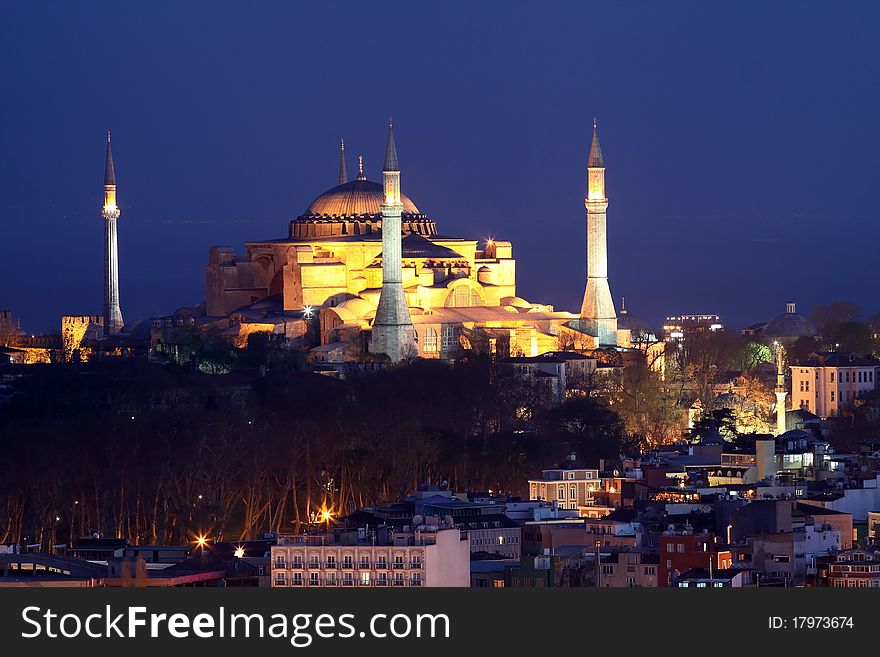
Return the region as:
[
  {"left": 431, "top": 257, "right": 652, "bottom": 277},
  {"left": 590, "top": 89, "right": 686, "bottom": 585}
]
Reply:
[
  {"left": 62, "top": 314, "right": 103, "bottom": 362},
  {"left": 203, "top": 121, "right": 638, "bottom": 359}
]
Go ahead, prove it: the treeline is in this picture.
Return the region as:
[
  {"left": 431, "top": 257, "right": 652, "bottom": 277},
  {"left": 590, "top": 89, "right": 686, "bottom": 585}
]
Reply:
[{"left": 0, "top": 358, "right": 633, "bottom": 548}]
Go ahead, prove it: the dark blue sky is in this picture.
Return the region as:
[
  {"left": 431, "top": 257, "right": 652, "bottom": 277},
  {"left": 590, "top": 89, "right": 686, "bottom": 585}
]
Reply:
[{"left": 2, "top": 1, "right": 879, "bottom": 333}]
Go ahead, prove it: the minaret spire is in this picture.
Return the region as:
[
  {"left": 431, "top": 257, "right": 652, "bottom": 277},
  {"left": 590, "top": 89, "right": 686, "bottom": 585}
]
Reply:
[
  {"left": 356, "top": 155, "right": 366, "bottom": 180},
  {"left": 338, "top": 139, "right": 347, "bottom": 185},
  {"left": 579, "top": 117, "right": 617, "bottom": 346},
  {"left": 369, "top": 118, "right": 416, "bottom": 362},
  {"left": 383, "top": 117, "right": 399, "bottom": 172},
  {"left": 104, "top": 131, "right": 116, "bottom": 186},
  {"left": 101, "top": 131, "right": 124, "bottom": 336},
  {"left": 588, "top": 118, "right": 604, "bottom": 168}
]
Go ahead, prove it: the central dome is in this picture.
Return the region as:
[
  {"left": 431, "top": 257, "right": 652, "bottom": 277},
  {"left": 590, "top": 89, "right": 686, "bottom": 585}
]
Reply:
[
  {"left": 305, "top": 179, "right": 420, "bottom": 217},
  {"left": 764, "top": 302, "right": 818, "bottom": 339}
]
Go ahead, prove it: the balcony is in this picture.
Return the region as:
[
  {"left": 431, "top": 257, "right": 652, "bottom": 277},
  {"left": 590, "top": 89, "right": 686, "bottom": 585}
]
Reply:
[
  {"left": 341, "top": 563, "right": 354, "bottom": 570},
  {"left": 273, "top": 562, "right": 287, "bottom": 570},
  {"left": 411, "top": 579, "right": 423, "bottom": 587},
  {"left": 410, "top": 562, "right": 422, "bottom": 569},
  {"left": 375, "top": 579, "right": 387, "bottom": 587},
  {"left": 325, "top": 562, "right": 337, "bottom": 570},
  {"left": 291, "top": 562, "right": 303, "bottom": 569},
  {"left": 392, "top": 579, "right": 405, "bottom": 587},
  {"left": 393, "top": 563, "right": 405, "bottom": 570}
]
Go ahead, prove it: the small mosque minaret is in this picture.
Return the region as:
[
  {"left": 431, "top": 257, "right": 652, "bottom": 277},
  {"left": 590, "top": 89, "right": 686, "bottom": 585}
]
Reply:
[
  {"left": 579, "top": 118, "right": 617, "bottom": 346},
  {"left": 369, "top": 118, "right": 417, "bottom": 362},
  {"left": 102, "top": 131, "right": 124, "bottom": 336},
  {"left": 775, "top": 342, "right": 788, "bottom": 435}
]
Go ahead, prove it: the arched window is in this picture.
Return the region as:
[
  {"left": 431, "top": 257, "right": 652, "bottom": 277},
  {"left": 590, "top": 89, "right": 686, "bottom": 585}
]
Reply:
[
  {"left": 453, "top": 286, "right": 470, "bottom": 307},
  {"left": 446, "top": 284, "right": 482, "bottom": 308},
  {"left": 423, "top": 327, "right": 438, "bottom": 353}
]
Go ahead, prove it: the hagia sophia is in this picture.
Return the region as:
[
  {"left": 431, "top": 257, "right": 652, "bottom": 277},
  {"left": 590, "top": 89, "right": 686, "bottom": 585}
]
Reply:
[
  {"left": 2, "top": 119, "right": 660, "bottom": 365},
  {"left": 159, "top": 119, "right": 625, "bottom": 362}
]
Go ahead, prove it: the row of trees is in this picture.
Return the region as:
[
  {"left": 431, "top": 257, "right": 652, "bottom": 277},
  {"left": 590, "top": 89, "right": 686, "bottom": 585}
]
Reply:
[{"left": 0, "top": 358, "right": 632, "bottom": 548}]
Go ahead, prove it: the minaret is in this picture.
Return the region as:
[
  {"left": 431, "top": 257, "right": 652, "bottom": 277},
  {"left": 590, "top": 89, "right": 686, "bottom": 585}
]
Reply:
[
  {"left": 102, "top": 131, "right": 124, "bottom": 336},
  {"left": 338, "top": 139, "right": 347, "bottom": 185},
  {"left": 579, "top": 118, "right": 617, "bottom": 345},
  {"left": 369, "top": 119, "right": 416, "bottom": 362},
  {"left": 774, "top": 342, "right": 787, "bottom": 435}
]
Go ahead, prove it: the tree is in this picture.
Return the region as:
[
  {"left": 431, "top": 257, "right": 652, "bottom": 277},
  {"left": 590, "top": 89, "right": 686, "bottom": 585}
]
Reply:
[
  {"left": 539, "top": 397, "right": 635, "bottom": 463},
  {"left": 725, "top": 374, "right": 774, "bottom": 434},
  {"left": 831, "top": 321, "right": 875, "bottom": 356},
  {"left": 689, "top": 409, "right": 738, "bottom": 442},
  {"left": 604, "top": 360, "right": 687, "bottom": 447},
  {"left": 734, "top": 341, "right": 772, "bottom": 373},
  {"left": 666, "top": 331, "right": 744, "bottom": 411},
  {"left": 789, "top": 336, "right": 821, "bottom": 364},
  {"left": 810, "top": 301, "right": 862, "bottom": 336}
]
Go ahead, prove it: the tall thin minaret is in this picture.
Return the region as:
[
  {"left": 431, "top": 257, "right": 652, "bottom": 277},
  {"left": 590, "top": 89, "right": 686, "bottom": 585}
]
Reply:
[
  {"left": 579, "top": 118, "right": 617, "bottom": 345},
  {"left": 369, "top": 119, "right": 416, "bottom": 362},
  {"left": 774, "top": 342, "right": 787, "bottom": 435},
  {"left": 338, "top": 139, "right": 347, "bottom": 185},
  {"left": 102, "top": 131, "right": 124, "bottom": 336}
]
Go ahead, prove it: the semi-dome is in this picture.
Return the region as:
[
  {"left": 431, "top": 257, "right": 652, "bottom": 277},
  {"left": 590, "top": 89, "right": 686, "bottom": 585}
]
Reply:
[
  {"left": 616, "top": 299, "right": 655, "bottom": 338},
  {"left": 305, "top": 179, "right": 420, "bottom": 217},
  {"left": 617, "top": 308, "right": 652, "bottom": 333},
  {"left": 764, "top": 302, "right": 818, "bottom": 339}
]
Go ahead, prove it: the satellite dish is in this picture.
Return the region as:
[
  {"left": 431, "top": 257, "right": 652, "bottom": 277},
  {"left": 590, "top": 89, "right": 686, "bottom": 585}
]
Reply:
[{"left": 613, "top": 469, "right": 620, "bottom": 477}]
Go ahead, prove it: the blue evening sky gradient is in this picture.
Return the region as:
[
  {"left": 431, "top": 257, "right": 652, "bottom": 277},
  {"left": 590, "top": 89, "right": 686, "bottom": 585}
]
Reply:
[{"left": 1, "top": 1, "right": 879, "bottom": 333}]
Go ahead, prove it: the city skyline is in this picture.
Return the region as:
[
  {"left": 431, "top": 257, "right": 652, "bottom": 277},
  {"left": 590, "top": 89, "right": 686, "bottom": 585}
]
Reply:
[{"left": 2, "top": 2, "right": 880, "bottom": 333}]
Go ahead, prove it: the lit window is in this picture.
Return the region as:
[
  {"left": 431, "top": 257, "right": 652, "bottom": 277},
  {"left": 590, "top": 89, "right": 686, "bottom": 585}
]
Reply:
[
  {"left": 441, "top": 326, "right": 456, "bottom": 350},
  {"left": 423, "top": 327, "right": 438, "bottom": 353}
]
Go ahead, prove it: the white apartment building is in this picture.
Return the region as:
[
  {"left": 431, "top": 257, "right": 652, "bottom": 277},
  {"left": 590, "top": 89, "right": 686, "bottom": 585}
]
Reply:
[
  {"left": 790, "top": 352, "right": 878, "bottom": 418},
  {"left": 270, "top": 525, "right": 469, "bottom": 588},
  {"left": 529, "top": 467, "right": 602, "bottom": 511}
]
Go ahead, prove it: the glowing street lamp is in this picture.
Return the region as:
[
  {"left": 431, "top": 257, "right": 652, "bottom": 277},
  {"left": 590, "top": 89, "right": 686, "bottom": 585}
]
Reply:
[{"left": 234, "top": 546, "right": 245, "bottom": 559}]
